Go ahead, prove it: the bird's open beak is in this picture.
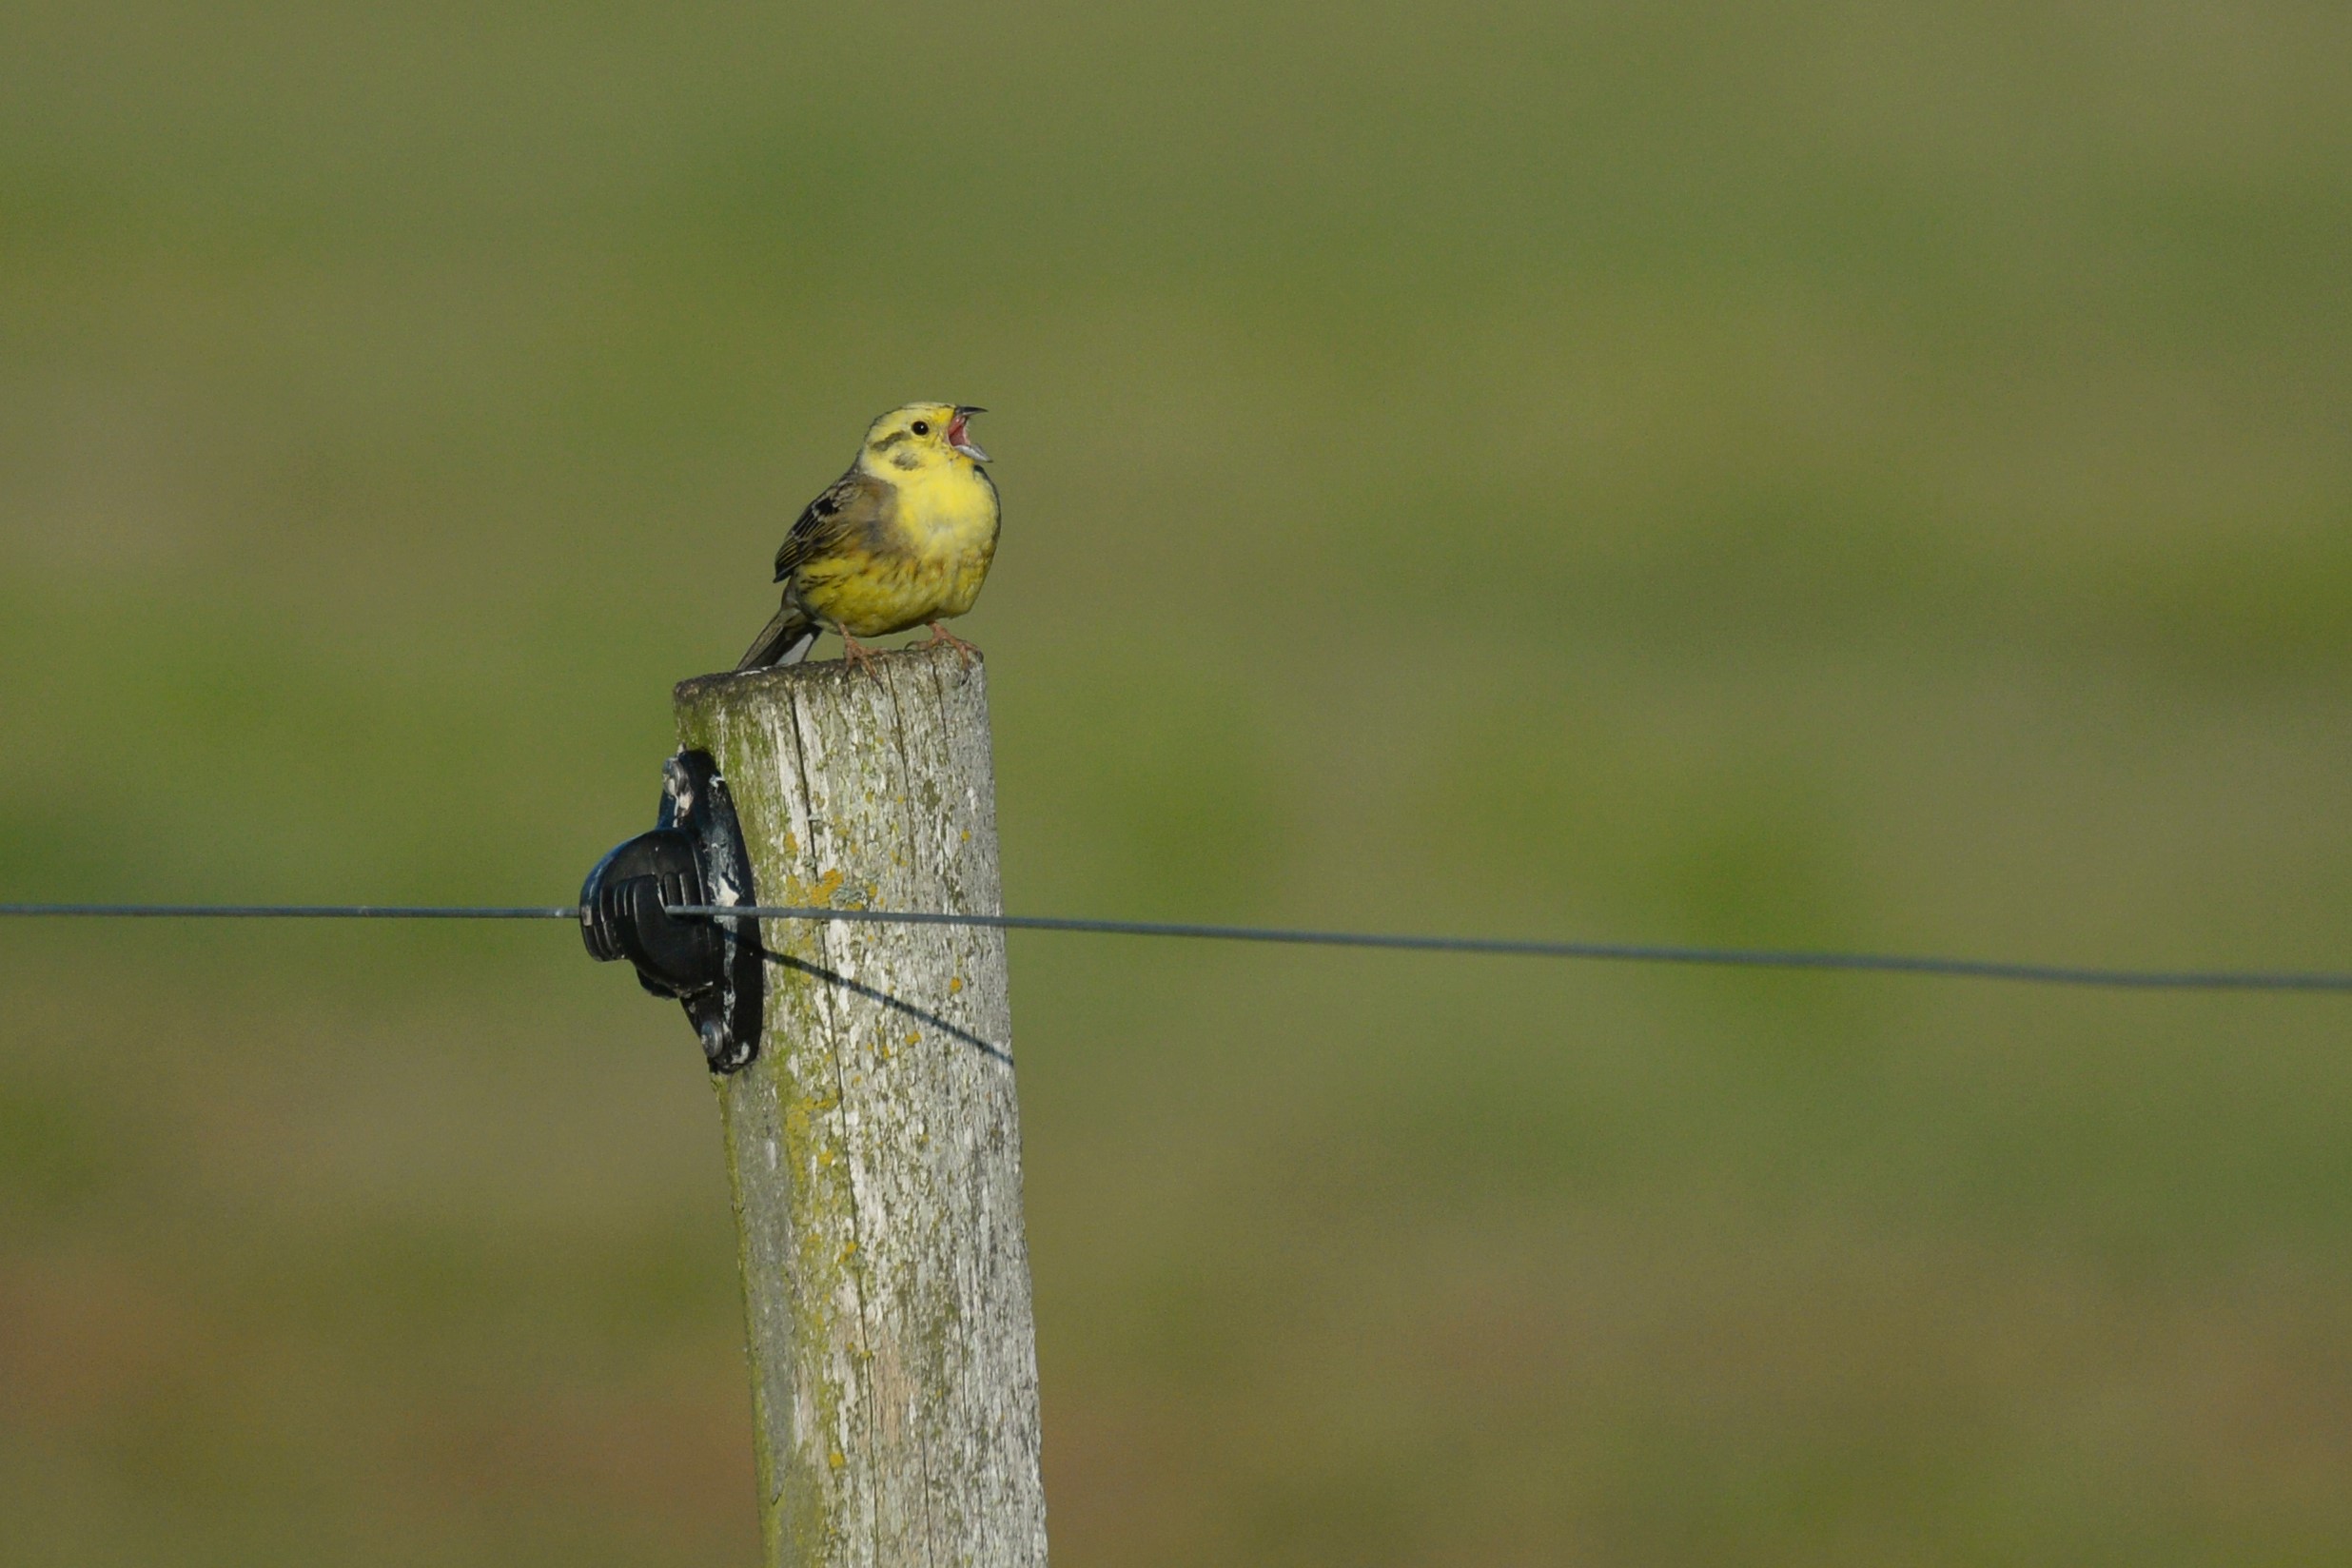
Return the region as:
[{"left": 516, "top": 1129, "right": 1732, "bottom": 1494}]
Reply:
[{"left": 948, "top": 406, "right": 990, "bottom": 462}]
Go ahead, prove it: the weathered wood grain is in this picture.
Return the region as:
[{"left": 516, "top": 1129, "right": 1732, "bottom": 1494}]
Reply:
[{"left": 674, "top": 644, "right": 1048, "bottom": 1568}]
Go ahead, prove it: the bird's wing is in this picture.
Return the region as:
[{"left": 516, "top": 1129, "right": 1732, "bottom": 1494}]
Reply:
[{"left": 774, "top": 469, "right": 891, "bottom": 582}]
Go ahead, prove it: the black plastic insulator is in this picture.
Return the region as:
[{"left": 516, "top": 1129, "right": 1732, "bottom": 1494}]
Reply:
[{"left": 579, "top": 750, "right": 762, "bottom": 1072}]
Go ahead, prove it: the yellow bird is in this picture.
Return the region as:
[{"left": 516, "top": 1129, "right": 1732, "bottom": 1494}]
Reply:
[{"left": 737, "top": 402, "right": 1000, "bottom": 672}]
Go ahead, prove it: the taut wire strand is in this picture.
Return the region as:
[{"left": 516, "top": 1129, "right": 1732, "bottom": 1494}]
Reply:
[
  {"left": 0, "top": 905, "right": 578, "bottom": 919},
  {"left": 2, "top": 901, "right": 2349, "bottom": 993},
  {"left": 665, "top": 905, "right": 2352, "bottom": 993}
]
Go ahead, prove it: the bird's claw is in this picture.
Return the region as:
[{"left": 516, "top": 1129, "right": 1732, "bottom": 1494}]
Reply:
[
  {"left": 920, "top": 624, "right": 979, "bottom": 669},
  {"left": 836, "top": 630, "right": 881, "bottom": 676}
]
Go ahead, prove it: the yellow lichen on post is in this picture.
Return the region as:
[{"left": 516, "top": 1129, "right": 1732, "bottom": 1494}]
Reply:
[{"left": 673, "top": 643, "right": 1047, "bottom": 1568}]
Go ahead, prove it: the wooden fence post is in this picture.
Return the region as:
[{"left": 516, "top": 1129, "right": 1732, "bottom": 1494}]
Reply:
[{"left": 672, "top": 643, "right": 1049, "bottom": 1567}]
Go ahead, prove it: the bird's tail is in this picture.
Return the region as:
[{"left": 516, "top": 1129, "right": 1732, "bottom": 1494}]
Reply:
[{"left": 736, "top": 607, "right": 820, "bottom": 671}]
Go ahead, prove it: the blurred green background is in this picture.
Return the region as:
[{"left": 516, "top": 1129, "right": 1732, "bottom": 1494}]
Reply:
[{"left": 4, "top": 2, "right": 2350, "bottom": 1562}]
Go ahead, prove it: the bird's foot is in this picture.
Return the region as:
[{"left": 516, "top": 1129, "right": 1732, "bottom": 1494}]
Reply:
[
  {"left": 836, "top": 630, "right": 882, "bottom": 676},
  {"left": 920, "top": 623, "right": 980, "bottom": 669}
]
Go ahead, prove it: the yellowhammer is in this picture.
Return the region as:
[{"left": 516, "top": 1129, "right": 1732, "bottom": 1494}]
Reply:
[{"left": 737, "top": 402, "right": 1000, "bottom": 672}]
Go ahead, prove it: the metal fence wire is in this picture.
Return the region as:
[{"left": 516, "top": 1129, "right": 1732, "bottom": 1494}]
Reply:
[{"left": 3, "top": 902, "right": 2348, "bottom": 993}]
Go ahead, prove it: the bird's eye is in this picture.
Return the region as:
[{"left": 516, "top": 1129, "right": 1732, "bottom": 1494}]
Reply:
[{"left": 911, "top": 421, "right": 931, "bottom": 436}]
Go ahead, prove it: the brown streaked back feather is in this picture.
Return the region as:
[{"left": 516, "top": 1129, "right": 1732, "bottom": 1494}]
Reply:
[{"left": 774, "top": 469, "right": 892, "bottom": 583}]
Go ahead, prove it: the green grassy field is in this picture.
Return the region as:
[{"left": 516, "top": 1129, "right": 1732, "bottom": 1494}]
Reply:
[{"left": 5, "top": 3, "right": 2350, "bottom": 1562}]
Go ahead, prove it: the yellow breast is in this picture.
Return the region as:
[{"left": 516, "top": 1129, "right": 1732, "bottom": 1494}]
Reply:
[{"left": 798, "top": 461, "right": 999, "bottom": 638}]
